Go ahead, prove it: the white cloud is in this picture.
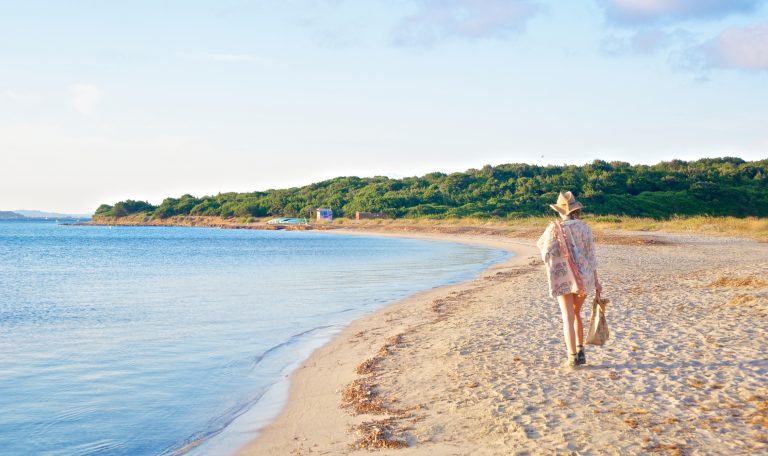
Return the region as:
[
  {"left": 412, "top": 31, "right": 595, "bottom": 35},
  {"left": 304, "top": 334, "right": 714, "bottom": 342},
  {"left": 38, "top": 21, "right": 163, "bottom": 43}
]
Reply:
[
  {"left": 597, "top": 3, "right": 767, "bottom": 73},
  {"left": 69, "top": 84, "right": 104, "bottom": 115},
  {"left": 693, "top": 22, "right": 768, "bottom": 70},
  {"left": 597, "top": 0, "right": 764, "bottom": 25},
  {"left": 601, "top": 28, "right": 693, "bottom": 56},
  {"left": 391, "top": 0, "right": 541, "bottom": 46}
]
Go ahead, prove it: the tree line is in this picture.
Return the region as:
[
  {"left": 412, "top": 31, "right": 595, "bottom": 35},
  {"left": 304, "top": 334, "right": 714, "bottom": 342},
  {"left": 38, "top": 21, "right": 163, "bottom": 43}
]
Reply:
[{"left": 94, "top": 157, "right": 768, "bottom": 220}]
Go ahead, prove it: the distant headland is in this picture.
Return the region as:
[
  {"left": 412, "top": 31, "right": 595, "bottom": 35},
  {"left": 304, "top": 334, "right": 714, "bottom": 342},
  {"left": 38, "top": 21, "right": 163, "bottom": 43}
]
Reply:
[
  {"left": 0, "top": 210, "right": 92, "bottom": 221},
  {"left": 0, "top": 211, "right": 26, "bottom": 220}
]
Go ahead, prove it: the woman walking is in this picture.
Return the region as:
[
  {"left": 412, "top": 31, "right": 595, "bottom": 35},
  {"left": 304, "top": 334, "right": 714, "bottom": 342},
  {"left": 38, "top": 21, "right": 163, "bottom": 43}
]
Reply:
[{"left": 536, "top": 191, "right": 601, "bottom": 367}]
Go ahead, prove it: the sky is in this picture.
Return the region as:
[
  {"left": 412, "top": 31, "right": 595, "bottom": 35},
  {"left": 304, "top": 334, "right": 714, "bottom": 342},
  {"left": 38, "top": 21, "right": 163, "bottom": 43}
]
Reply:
[{"left": 1, "top": 0, "right": 766, "bottom": 214}]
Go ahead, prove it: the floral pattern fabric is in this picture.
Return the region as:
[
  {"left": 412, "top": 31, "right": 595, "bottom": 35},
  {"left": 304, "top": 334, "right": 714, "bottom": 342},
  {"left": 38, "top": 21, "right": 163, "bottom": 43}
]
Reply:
[{"left": 536, "top": 219, "right": 598, "bottom": 298}]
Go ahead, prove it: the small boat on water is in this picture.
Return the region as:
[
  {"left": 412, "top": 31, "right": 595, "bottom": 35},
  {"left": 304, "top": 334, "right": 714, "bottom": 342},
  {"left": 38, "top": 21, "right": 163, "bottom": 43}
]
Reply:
[{"left": 266, "top": 217, "right": 309, "bottom": 225}]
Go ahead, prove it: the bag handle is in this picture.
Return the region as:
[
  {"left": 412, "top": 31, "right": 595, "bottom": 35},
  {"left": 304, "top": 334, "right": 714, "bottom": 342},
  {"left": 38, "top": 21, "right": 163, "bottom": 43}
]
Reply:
[
  {"left": 554, "top": 220, "right": 585, "bottom": 294},
  {"left": 593, "top": 296, "right": 609, "bottom": 310}
]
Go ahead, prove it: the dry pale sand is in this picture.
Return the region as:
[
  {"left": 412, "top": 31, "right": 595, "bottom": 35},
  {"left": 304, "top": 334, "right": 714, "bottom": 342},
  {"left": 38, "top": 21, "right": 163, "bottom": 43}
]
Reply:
[{"left": 237, "top": 229, "right": 768, "bottom": 456}]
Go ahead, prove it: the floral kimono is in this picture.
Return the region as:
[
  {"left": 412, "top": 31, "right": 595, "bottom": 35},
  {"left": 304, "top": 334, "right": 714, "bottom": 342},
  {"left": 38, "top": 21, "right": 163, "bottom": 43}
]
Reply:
[{"left": 536, "top": 219, "right": 598, "bottom": 298}]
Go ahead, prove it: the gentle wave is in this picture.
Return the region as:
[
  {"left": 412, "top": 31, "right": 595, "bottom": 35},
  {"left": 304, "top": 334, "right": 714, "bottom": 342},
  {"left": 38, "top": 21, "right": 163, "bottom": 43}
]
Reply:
[{"left": 163, "top": 325, "right": 337, "bottom": 456}]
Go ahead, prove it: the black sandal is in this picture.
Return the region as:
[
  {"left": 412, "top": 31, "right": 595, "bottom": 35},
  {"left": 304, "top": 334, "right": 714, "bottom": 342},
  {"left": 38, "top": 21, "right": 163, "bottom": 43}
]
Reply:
[{"left": 576, "top": 345, "right": 586, "bottom": 365}]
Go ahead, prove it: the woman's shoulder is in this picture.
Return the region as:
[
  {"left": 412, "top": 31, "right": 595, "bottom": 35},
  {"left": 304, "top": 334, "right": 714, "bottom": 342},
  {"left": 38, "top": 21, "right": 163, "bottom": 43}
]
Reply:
[
  {"left": 574, "top": 219, "right": 589, "bottom": 226},
  {"left": 574, "top": 219, "right": 593, "bottom": 235},
  {"left": 537, "top": 221, "right": 556, "bottom": 245},
  {"left": 564, "top": 218, "right": 591, "bottom": 232}
]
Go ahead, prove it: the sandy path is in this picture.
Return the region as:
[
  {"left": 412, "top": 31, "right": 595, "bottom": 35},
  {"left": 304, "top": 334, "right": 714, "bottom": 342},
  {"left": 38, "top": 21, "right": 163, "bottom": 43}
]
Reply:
[{"left": 238, "top": 231, "right": 768, "bottom": 455}]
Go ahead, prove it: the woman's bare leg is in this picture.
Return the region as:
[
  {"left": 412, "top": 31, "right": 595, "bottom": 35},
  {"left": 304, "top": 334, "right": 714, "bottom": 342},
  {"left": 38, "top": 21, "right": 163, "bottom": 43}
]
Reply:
[
  {"left": 573, "top": 293, "right": 586, "bottom": 347},
  {"left": 557, "top": 293, "right": 576, "bottom": 355}
]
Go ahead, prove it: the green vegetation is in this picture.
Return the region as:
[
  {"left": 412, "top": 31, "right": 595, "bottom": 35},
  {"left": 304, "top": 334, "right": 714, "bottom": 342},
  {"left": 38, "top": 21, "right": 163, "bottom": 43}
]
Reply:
[{"left": 94, "top": 157, "right": 768, "bottom": 220}]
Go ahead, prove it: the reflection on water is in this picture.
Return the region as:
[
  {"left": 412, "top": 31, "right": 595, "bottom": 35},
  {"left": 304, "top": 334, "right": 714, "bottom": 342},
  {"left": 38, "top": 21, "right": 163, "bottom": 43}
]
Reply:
[{"left": 0, "top": 221, "right": 507, "bottom": 455}]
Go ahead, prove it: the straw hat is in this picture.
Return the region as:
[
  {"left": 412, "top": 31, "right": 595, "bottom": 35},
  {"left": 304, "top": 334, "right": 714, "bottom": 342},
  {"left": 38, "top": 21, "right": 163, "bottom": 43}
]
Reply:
[{"left": 550, "top": 191, "right": 583, "bottom": 216}]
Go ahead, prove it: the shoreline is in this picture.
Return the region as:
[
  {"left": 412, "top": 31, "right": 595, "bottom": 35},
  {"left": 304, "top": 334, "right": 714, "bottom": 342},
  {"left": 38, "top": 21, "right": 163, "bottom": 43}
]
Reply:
[
  {"left": 185, "top": 229, "right": 517, "bottom": 456},
  {"left": 234, "top": 230, "right": 540, "bottom": 455}
]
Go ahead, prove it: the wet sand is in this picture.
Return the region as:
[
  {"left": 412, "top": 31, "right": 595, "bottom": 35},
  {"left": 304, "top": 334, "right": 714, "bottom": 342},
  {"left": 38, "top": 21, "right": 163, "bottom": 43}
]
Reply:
[{"left": 237, "top": 229, "right": 768, "bottom": 455}]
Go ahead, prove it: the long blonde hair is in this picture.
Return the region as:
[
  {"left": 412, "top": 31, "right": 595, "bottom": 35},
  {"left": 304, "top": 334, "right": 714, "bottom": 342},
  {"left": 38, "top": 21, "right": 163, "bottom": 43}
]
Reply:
[{"left": 561, "top": 209, "right": 581, "bottom": 220}]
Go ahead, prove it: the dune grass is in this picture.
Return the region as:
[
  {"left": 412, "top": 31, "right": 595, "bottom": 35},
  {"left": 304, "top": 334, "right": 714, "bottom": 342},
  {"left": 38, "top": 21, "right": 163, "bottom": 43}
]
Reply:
[{"left": 585, "top": 215, "right": 768, "bottom": 240}]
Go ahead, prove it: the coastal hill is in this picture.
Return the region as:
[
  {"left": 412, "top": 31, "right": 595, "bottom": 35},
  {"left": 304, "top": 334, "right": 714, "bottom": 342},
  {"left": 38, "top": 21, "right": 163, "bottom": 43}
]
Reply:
[
  {"left": 0, "top": 211, "right": 26, "bottom": 220},
  {"left": 0, "top": 211, "right": 91, "bottom": 221},
  {"left": 94, "top": 157, "right": 768, "bottom": 220}
]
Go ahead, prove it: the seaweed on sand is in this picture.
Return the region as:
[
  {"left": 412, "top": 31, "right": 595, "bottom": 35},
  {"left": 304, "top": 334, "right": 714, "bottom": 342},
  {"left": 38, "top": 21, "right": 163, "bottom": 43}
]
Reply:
[
  {"left": 354, "top": 334, "right": 404, "bottom": 376},
  {"left": 341, "top": 378, "right": 390, "bottom": 415},
  {"left": 708, "top": 275, "right": 768, "bottom": 288},
  {"left": 350, "top": 418, "right": 408, "bottom": 450}
]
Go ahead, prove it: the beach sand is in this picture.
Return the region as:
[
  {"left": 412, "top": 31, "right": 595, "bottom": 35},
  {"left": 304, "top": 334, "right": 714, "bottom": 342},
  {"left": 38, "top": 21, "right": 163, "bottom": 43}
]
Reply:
[{"left": 237, "top": 229, "right": 768, "bottom": 455}]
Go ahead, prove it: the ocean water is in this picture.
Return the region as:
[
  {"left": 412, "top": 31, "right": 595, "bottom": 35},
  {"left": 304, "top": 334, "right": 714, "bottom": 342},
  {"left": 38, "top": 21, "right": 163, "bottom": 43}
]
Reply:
[{"left": 0, "top": 221, "right": 507, "bottom": 455}]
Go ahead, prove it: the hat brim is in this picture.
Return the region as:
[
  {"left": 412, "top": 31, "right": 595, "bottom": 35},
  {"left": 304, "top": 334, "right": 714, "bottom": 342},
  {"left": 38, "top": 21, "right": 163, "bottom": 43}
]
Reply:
[{"left": 549, "top": 202, "right": 583, "bottom": 216}]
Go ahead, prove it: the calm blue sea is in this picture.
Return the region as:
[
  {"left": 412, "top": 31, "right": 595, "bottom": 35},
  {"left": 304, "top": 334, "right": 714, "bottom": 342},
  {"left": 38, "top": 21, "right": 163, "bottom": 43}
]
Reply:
[{"left": 0, "top": 221, "right": 507, "bottom": 455}]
